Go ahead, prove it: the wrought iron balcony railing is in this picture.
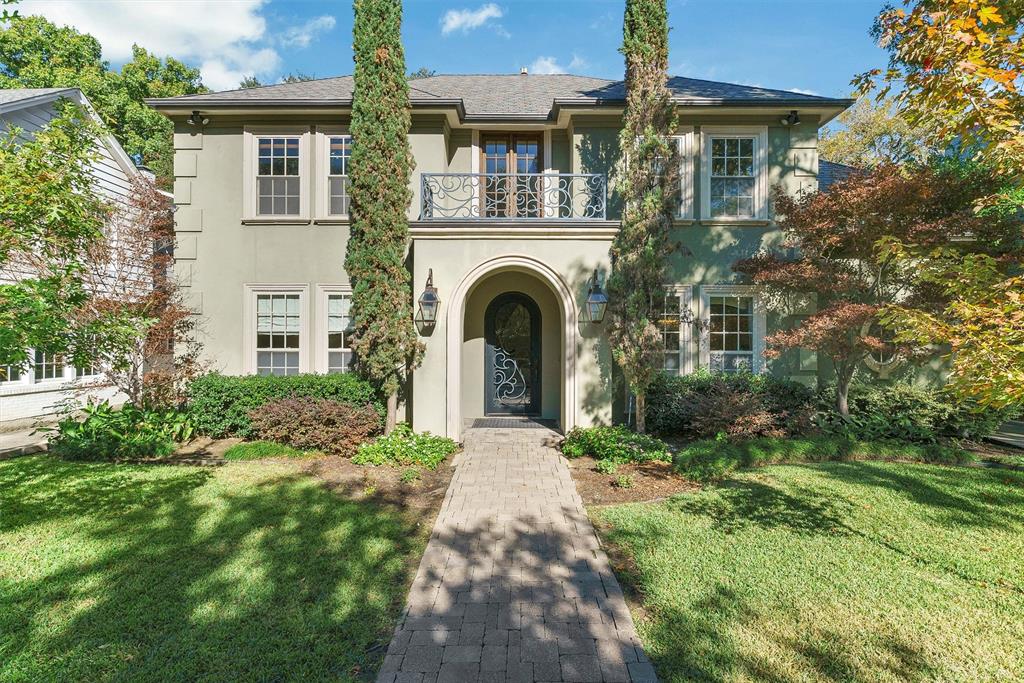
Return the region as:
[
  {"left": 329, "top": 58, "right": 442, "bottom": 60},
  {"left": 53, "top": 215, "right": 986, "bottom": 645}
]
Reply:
[{"left": 420, "top": 173, "right": 607, "bottom": 221}]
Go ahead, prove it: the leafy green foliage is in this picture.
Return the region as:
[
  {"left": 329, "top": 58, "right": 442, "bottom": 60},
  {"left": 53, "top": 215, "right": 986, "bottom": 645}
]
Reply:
[
  {"left": 606, "top": 0, "right": 680, "bottom": 434},
  {"left": 561, "top": 425, "right": 671, "bottom": 463},
  {"left": 818, "top": 381, "right": 1018, "bottom": 442},
  {"left": 646, "top": 370, "right": 816, "bottom": 439},
  {"left": 352, "top": 424, "right": 457, "bottom": 470},
  {"left": 595, "top": 459, "right": 620, "bottom": 475},
  {"left": 613, "top": 474, "right": 636, "bottom": 489},
  {"left": 186, "top": 373, "right": 381, "bottom": 438},
  {"left": 595, "top": 462, "right": 1024, "bottom": 681},
  {"left": 819, "top": 96, "right": 935, "bottom": 167},
  {"left": 45, "top": 400, "right": 194, "bottom": 461},
  {"left": 248, "top": 397, "right": 381, "bottom": 457},
  {"left": 0, "top": 15, "right": 206, "bottom": 184},
  {"left": 399, "top": 467, "right": 421, "bottom": 484},
  {"left": 346, "top": 0, "right": 423, "bottom": 431},
  {"left": 673, "top": 435, "right": 972, "bottom": 482},
  {"left": 223, "top": 440, "right": 318, "bottom": 461}
]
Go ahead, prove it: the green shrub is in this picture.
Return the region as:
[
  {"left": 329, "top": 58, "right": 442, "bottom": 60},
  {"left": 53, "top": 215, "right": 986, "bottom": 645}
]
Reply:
[
  {"left": 46, "top": 401, "right": 193, "bottom": 461},
  {"left": 399, "top": 467, "right": 421, "bottom": 484},
  {"left": 674, "top": 435, "right": 973, "bottom": 482},
  {"left": 561, "top": 425, "right": 671, "bottom": 463},
  {"left": 646, "top": 370, "right": 816, "bottom": 439},
  {"left": 595, "top": 459, "right": 619, "bottom": 475},
  {"left": 223, "top": 440, "right": 315, "bottom": 461},
  {"left": 353, "top": 424, "right": 458, "bottom": 470},
  {"left": 187, "top": 373, "right": 381, "bottom": 438},
  {"left": 818, "top": 381, "right": 1019, "bottom": 443},
  {"left": 248, "top": 397, "right": 381, "bottom": 457},
  {"left": 613, "top": 474, "right": 635, "bottom": 489}
]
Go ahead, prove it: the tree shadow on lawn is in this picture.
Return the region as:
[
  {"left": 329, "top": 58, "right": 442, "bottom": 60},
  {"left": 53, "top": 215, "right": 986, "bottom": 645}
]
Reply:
[{"left": 0, "top": 456, "right": 422, "bottom": 681}]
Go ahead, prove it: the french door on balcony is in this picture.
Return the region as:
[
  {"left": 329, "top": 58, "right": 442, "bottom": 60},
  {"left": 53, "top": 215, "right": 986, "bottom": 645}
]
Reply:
[{"left": 481, "top": 134, "right": 543, "bottom": 218}]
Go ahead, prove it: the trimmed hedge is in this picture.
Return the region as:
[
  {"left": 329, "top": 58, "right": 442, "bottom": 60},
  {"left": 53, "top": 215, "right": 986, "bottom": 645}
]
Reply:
[
  {"left": 187, "top": 373, "right": 381, "bottom": 438},
  {"left": 646, "top": 370, "right": 816, "bottom": 439},
  {"left": 248, "top": 397, "right": 382, "bottom": 457},
  {"left": 674, "top": 435, "right": 973, "bottom": 482}
]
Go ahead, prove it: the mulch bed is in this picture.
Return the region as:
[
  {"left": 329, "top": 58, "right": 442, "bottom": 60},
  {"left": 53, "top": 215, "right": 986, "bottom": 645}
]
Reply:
[{"left": 565, "top": 456, "right": 699, "bottom": 505}]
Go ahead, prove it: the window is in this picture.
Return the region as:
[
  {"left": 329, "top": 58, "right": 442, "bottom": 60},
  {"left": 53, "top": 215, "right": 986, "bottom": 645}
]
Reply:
[
  {"left": 326, "top": 293, "right": 353, "bottom": 373},
  {"left": 76, "top": 362, "right": 99, "bottom": 378},
  {"left": 255, "top": 293, "right": 301, "bottom": 375},
  {"left": 34, "top": 350, "right": 63, "bottom": 381},
  {"left": 327, "top": 136, "right": 352, "bottom": 216},
  {"left": 481, "top": 134, "right": 542, "bottom": 218},
  {"left": 1, "top": 364, "right": 21, "bottom": 383},
  {"left": 653, "top": 287, "right": 692, "bottom": 373},
  {"left": 701, "top": 127, "right": 767, "bottom": 221},
  {"left": 700, "top": 286, "right": 765, "bottom": 373},
  {"left": 256, "top": 136, "right": 301, "bottom": 216}
]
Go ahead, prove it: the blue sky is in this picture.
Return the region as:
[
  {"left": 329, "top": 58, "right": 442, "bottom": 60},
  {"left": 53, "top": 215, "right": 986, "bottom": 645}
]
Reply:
[{"left": 21, "top": 0, "right": 889, "bottom": 96}]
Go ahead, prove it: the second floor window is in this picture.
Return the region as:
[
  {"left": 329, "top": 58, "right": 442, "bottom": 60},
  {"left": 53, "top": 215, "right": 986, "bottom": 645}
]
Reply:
[
  {"left": 328, "top": 136, "right": 352, "bottom": 217},
  {"left": 709, "top": 137, "right": 756, "bottom": 219},
  {"left": 481, "top": 134, "right": 542, "bottom": 218},
  {"left": 257, "top": 137, "right": 301, "bottom": 216}
]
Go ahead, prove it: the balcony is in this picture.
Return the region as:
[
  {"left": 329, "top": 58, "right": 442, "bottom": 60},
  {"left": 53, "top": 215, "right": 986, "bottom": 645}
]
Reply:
[{"left": 420, "top": 173, "right": 607, "bottom": 221}]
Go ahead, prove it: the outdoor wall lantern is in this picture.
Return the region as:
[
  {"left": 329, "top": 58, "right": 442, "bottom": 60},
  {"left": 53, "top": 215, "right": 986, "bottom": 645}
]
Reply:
[
  {"left": 417, "top": 269, "right": 440, "bottom": 324},
  {"left": 187, "top": 110, "right": 209, "bottom": 126},
  {"left": 585, "top": 269, "right": 609, "bottom": 323},
  {"left": 780, "top": 110, "right": 801, "bottom": 126}
]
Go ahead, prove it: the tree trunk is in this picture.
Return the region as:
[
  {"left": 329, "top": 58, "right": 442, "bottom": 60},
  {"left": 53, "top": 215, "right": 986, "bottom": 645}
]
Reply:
[
  {"left": 635, "top": 391, "right": 646, "bottom": 434},
  {"left": 836, "top": 374, "right": 851, "bottom": 417},
  {"left": 385, "top": 390, "right": 399, "bottom": 435}
]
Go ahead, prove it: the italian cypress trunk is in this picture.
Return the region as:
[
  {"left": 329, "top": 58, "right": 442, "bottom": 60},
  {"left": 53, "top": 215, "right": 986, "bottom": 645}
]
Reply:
[
  {"left": 346, "top": 0, "right": 423, "bottom": 434},
  {"left": 607, "top": 0, "right": 679, "bottom": 434}
]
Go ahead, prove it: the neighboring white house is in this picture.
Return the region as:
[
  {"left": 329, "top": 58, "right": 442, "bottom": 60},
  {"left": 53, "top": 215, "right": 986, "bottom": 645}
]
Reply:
[{"left": 0, "top": 88, "right": 147, "bottom": 428}]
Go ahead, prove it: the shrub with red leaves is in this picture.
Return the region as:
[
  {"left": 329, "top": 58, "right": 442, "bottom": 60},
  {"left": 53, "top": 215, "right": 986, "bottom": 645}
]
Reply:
[{"left": 248, "top": 397, "right": 382, "bottom": 456}]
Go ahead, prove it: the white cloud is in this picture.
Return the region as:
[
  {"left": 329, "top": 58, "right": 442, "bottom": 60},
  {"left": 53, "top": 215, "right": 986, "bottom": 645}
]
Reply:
[
  {"left": 529, "top": 56, "right": 564, "bottom": 75},
  {"left": 788, "top": 87, "right": 820, "bottom": 96},
  {"left": 279, "top": 15, "right": 336, "bottom": 49},
  {"left": 568, "top": 53, "right": 587, "bottom": 71},
  {"left": 18, "top": 0, "right": 332, "bottom": 91},
  {"left": 441, "top": 3, "right": 503, "bottom": 35}
]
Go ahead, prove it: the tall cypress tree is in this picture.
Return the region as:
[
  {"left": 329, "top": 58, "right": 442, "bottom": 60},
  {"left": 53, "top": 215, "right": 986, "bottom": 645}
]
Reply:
[
  {"left": 607, "top": 0, "right": 680, "bottom": 433},
  {"left": 346, "top": 0, "right": 423, "bottom": 433}
]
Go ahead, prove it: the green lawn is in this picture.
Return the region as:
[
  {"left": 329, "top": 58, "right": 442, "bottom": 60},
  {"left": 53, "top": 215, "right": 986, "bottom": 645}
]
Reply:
[
  {"left": 0, "top": 456, "right": 426, "bottom": 682},
  {"left": 594, "top": 461, "right": 1024, "bottom": 682}
]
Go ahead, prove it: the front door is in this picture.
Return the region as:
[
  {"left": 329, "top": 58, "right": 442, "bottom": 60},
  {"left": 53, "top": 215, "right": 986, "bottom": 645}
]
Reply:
[{"left": 484, "top": 292, "right": 541, "bottom": 415}]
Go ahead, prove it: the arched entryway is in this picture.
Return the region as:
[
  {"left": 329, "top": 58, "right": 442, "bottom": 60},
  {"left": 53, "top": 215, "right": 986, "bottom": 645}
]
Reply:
[
  {"left": 445, "top": 255, "right": 578, "bottom": 440},
  {"left": 484, "top": 292, "right": 542, "bottom": 415}
]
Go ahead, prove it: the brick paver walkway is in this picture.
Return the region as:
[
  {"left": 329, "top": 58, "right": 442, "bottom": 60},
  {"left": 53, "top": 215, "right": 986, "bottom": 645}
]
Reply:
[{"left": 377, "top": 424, "right": 658, "bottom": 683}]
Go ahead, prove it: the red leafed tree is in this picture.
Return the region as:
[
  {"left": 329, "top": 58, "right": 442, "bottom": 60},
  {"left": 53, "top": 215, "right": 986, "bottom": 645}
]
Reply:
[{"left": 735, "top": 161, "right": 1019, "bottom": 416}]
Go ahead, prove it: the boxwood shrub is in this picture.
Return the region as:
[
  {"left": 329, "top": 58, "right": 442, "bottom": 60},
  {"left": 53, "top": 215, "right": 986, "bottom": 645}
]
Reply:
[
  {"left": 352, "top": 424, "right": 458, "bottom": 470},
  {"left": 187, "top": 373, "right": 381, "bottom": 438},
  {"left": 561, "top": 425, "right": 671, "bottom": 463}
]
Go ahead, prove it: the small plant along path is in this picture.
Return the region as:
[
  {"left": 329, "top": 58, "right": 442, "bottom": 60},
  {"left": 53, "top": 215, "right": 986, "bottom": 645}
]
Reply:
[{"left": 378, "top": 424, "right": 658, "bottom": 683}]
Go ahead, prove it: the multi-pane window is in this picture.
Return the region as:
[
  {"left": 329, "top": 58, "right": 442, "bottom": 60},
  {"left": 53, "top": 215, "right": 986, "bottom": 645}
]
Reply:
[
  {"left": 76, "top": 362, "right": 99, "bottom": 378},
  {"left": 482, "top": 135, "right": 542, "bottom": 218},
  {"left": 255, "top": 293, "right": 301, "bottom": 375},
  {"left": 0, "top": 364, "right": 21, "bottom": 382},
  {"left": 257, "top": 137, "right": 301, "bottom": 216},
  {"left": 34, "top": 350, "right": 63, "bottom": 381},
  {"left": 708, "top": 295, "right": 754, "bottom": 373},
  {"left": 326, "top": 293, "right": 354, "bottom": 373},
  {"left": 328, "top": 136, "right": 351, "bottom": 216},
  {"left": 653, "top": 291, "right": 684, "bottom": 373},
  {"left": 709, "top": 137, "right": 756, "bottom": 218}
]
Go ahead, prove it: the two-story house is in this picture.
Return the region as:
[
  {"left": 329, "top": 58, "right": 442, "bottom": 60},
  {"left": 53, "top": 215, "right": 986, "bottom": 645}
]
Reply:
[{"left": 147, "top": 73, "right": 852, "bottom": 440}]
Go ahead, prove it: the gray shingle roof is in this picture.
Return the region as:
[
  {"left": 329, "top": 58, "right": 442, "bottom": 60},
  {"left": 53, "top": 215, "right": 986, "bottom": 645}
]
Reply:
[
  {"left": 0, "top": 87, "right": 76, "bottom": 107},
  {"left": 146, "top": 74, "right": 850, "bottom": 119},
  {"left": 818, "top": 159, "right": 860, "bottom": 192}
]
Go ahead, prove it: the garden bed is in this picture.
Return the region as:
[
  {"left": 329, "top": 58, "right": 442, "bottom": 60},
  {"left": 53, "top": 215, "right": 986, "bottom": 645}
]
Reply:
[{"left": 566, "top": 455, "right": 699, "bottom": 505}]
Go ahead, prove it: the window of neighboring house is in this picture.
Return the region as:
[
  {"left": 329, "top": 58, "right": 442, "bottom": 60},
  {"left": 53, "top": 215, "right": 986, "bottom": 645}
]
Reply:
[
  {"left": 257, "top": 136, "right": 301, "bottom": 216},
  {"left": 327, "top": 135, "right": 352, "bottom": 217},
  {"left": 76, "top": 361, "right": 99, "bottom": 378},
  {"left": 326, "top": 293, "right": 354, "bottom": 373},
  {"left": 707, "top": 295, "right": 755, "bottom": 373},
  {"left": 1, "top": 364, "right": 21, "bottom": 383},
  {"left": 255, "top": 293, "right": 301, "bottom": 375},
  {"left": 34, "top": 350, "right": 64, "bottom": 381},
  {"left": 653, "top": 289, "right": 690, "bottom": 373}
]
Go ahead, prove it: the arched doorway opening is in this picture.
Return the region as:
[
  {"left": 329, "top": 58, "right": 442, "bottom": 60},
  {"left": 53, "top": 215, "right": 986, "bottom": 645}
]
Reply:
[{"left": 484, "top": 292, "right": 541, "bottom": 415}]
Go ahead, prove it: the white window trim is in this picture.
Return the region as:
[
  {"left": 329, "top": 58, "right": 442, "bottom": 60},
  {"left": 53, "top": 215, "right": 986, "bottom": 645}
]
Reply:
[
  {"left": 674, "top": 128, "right": 695, "bottom": 220},
  {"left": 314, "top": 284, "right": 353, "bottom": 374},
  {"left": 700, "top": 126, "right": 769, "bottom": 222},
  {"left": 314, "top": 128, "right": 352, "bottom": 222},
  {"left": 661, "top": 284, "right": 694, "bottom": 374},
  {"left": 242, "top": 284, "right": 311, "bottom": 375},
  {"left": 242, "top": 126, "right": 312, "bottom": 223},
  {"left": 699, "top": 284, "right": 767, "bottom": 373}
]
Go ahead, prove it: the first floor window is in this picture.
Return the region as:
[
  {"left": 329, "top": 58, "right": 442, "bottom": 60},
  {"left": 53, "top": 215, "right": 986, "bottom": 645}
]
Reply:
[
  {"left": 76, "top": 362, "right": 99, "bottom": 378},
  {"left": 1, "top": 364, "right": 21, "bottom": 382},
  {"left": 257, "top": 136, "right": 301, "bottom": 216},
  {"left": 326, "top": 293, "right": 353, "bottom": 373},
  {"left": 653, "top": 291, "right": 684, "bottom": 373},
  {"left": 256, "top": 293, "right": 301, "bottom": 375},
  {"left": 708, "top": 295, "right": 755, "bottom": 373},
  {"left": 34, "top": 350, "right": 63, "bottom": 381},
  {"left": 709, "top": 136, "right": 756, "bottom": 219},
  {"left": 328, "top": 136, "right": 352, "bottom": 216}
]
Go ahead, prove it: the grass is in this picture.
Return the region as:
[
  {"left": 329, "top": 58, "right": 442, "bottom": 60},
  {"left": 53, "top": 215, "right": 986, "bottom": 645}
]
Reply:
[
  {"left": 594, "top": 461, "right": 1024, "bottom": 682},
  {"left": 222, "top": 439, "right": 320, "bottom": 460},
  {"left": 0, "top": 455, "right": 427, "bottom": 681}
]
